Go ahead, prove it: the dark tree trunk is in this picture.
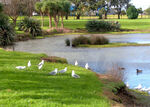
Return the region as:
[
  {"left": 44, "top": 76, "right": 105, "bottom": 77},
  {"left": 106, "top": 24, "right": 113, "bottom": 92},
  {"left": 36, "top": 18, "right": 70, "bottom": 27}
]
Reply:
[
  {"left": 54, "top": 15, "right": 59, "bottom": 28},
  {"left": 118, "top": 13, "right": 121, "bottom": 19},
  {"left": 76, "top": 14, "right": 80, "bottom": 19},
  {"left": 13, "top": 19, "right": 17, "bottom": 27},
  {"left": 104, "top": 13, "right": 107, "bottom": 19},
  {"left": 65, "top": 14, "right": 68, "bottom": 20},
  {"left": 61, "top": 16, "right": 64, "bottom": 28}
]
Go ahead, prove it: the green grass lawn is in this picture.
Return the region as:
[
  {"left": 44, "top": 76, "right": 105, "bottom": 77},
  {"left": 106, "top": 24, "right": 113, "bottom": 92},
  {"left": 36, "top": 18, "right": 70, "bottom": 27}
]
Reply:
[
  {"left": 16, "top": 16, "right": 150, "bottom": 32},
  {"left": 78, "top": 43, "right": 150, "bottom": 48},
  {"left": 0, "top": 49, "right": 110, "bottom": 107}
]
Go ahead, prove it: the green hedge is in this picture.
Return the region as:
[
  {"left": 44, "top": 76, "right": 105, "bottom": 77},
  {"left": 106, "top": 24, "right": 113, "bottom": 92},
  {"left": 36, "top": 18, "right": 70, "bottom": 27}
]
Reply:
[{"left": 85, "top": 20, "right": 120, "bottom": 32}]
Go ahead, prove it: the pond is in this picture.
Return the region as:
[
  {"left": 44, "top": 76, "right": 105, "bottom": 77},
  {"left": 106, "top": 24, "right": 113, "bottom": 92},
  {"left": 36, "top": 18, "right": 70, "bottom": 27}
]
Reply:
[{"left": 14, "top": 33, "right": 150, "bottom": 89}]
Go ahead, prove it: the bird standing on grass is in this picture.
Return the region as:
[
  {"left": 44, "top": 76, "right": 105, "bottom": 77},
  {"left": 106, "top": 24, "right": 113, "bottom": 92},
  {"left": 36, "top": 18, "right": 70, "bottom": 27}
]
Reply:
[
  {"left": 49, "top": 68, "right": 58, "bottom": 75},
  {"left": 59, "top": 67, "right": 67, "bottom": 73},
  {"left": 85, "top": 63, "right": 89, "bottom": 69},
  {"left": 38, "top": 60, "right": 44, "bottom": 66},
  {"left": 38, "top": 64, "right": 43, "bottom": 70},
  {"left": 38, "top": 60, "right": 44, "bottom": 69},
  {"left": 28, "top": 60, "right": 31, "bottom": 67},
  {"left": 72, "top": 70, "right": 80, "bottom": 78},
  {"left": 75, "top": 61, "right": 78, "bottom": 66},
  {"left": 16, "top": 66, "right": 26, "bottom": 70}
]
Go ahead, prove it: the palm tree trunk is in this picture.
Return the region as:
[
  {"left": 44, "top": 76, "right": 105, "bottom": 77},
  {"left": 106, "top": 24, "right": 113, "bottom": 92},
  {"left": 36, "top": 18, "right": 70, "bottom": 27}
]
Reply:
[
  {"left": 48, "top": 13, "right": 52, "bottom": 28},
  {"left": 40, "top": 13, "right": 44, "bottom": 27},
  {"left": 61, "top": 15, "right": 64, "bottom": 28},
  {"left": 54, "top": 15, "right": 58, "bottom": 28}
]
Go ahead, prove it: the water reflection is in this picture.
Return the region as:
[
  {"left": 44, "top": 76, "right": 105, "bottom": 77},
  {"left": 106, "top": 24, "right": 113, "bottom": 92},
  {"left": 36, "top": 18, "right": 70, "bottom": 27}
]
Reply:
[{"left": 14, "top": 33, "right": 150, "bottom": 88}]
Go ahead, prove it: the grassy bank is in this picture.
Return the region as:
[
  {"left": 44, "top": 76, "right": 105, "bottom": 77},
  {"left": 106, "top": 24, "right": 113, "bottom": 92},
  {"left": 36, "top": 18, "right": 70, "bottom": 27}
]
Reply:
[
  {"left": 16, "top": 16, "right": 150, "bottom": 34},
  {"left": 78, "top": 43, "right": 150, "bottom": 48},
  {"left": 0, "top": 49, "right": 110, "bottom": 107}
]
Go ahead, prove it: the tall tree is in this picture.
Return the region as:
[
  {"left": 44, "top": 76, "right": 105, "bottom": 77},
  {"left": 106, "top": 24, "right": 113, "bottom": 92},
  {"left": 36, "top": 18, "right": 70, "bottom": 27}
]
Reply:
[
  {"left": 111, "top": 0, "right": 130, "bottom": 19},
  {"left": 59, "top": 0, "right": 71, "bottom": 28},
  {"left": 69, "top": 0, "right": 86, "bottom": 19},
  {"left": 137, "top": 8, "right": 143, "bottom": 18},
  {"left": 35, "top": 2, "right": 44, "bottom": 27},
  {"left": 4, "top": 0, "right": 21, "bottom": 26},
  {"left": 42, "top": 0, "right": 54, "bottom": 28},
  {"left": 20, "top": 0, "right": 39, "bottom": 17},
  {"left": 145, "top": 7, "right": 150, "bottom": 16}
]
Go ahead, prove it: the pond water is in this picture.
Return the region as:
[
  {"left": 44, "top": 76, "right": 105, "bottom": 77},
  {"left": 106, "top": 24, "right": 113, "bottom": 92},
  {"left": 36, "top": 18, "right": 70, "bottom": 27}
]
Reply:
[{"left": 14, "top": 33, "right": 150, "bottom": 89}]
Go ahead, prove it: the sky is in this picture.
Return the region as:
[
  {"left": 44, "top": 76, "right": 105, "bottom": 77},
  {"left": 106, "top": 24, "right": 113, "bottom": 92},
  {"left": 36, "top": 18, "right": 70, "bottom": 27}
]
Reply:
[{"left": 131, "top": 0, "right": 150, "bottom": 10}]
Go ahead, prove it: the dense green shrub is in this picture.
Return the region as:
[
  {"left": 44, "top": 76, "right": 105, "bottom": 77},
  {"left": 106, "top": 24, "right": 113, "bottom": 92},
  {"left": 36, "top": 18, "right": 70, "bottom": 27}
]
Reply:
[
  {"left": 127, "top": 6, "right": 139, "bottom": 19},
  {"left": 18, "top": 17, "right": 42, "bottom": 38},
  {"left": 72, "top": 36, "right": 91, "bottom": 47},
  {"left": 71, "top": 35, "right": 109, "bottom": 47},
  {"left": 65, "top": 39, "right": 70, "bottom": 46},
  {"left": 90, "top": 36, "right": 109, "bottom": 45},
  {"left": 85, "top": 20, "right": 120, "bottom": 32},
  {"left": 0, "top": 14, "right": 15, "bottom": 46}
]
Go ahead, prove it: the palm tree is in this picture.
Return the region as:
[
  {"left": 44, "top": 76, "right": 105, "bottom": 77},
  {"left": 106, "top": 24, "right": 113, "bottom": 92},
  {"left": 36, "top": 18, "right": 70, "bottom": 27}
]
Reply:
[
  {"left": 42, "top": 0, "right": 53, "bottom": 28},
  {"left": 52, "top": 0, "right": 61, "bottom": 28},
  {"left": 35, "top": 2, "right": 44, "bottom": 27},
  {"left": 59, "top": 0, "right": 71, "bottom": 28}
]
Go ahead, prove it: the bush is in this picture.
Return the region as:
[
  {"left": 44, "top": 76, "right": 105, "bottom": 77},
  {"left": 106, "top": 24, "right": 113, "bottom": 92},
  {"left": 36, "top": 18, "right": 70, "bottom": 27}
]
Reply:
[
  {"left": 65, "top": 39, "right": 70, "bottom": 46},
  {"left": 72, "top": 35, "right": 109, "bottom": 47},
  {"left": 72, "top": 36, "right": 91, "bottom": 47},
  {"left": 90, "top": 36, "right": 109, "bottom": 45},
  {"left": 0, "top": 14, "right": 15, "bottom": 46},
  {"left": 85, "top": 20, "right": 120, "bottom": 32},
  {"left": 18, "top": 17, "right": 42, "bottom": 38},
  {"left": 127, "top": 6, "right": 139, "bottom": 19}
]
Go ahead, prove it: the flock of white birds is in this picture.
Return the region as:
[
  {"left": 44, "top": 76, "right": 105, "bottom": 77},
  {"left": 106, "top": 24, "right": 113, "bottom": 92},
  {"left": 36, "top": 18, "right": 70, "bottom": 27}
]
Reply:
[
  {"left": 126, "top": 82, "right": 150, "bottom": 94},
  {"left": 15, "top": 60, "right": 150, "bottom": 94},
  {"left": 16, "top": 60, "right": 89, "bottom": 79}
]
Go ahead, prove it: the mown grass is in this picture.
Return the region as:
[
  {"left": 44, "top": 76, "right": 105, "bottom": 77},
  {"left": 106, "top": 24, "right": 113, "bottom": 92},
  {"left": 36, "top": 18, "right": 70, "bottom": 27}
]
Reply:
[
  {"left": 78, "top": 43, "right": 150, "bottom": 48},
  {"left": 0, "top": 49, "right": 110, "bottom": 107},
  {"left": 16, "top": 16, "right": 150, "bottom": 32}
]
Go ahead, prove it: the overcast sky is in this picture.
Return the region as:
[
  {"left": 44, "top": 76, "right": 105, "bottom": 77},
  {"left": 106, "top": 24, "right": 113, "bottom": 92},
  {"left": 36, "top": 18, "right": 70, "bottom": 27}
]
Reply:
[{"left": 131, "top": 0, "right": 150, "bottom": 10}]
